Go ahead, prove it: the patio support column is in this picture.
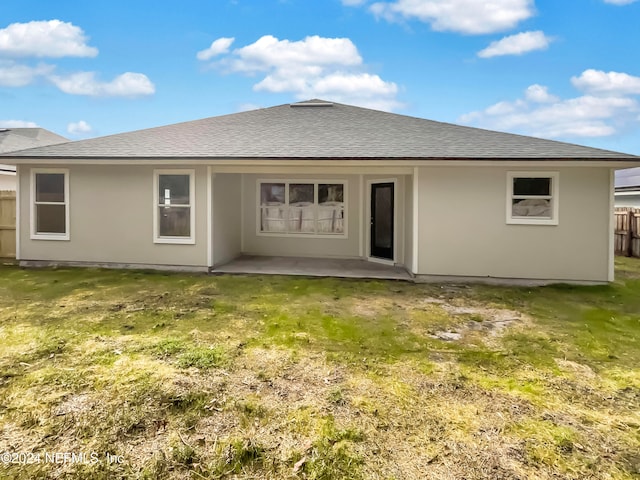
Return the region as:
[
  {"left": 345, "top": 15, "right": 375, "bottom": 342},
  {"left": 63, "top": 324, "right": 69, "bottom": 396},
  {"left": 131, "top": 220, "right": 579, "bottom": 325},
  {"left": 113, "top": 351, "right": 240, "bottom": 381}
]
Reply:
[
  {"left": 412, "top": 167, "right": 419, "bottom": 274},
  {"left": 240, "top": 173, "right": 245, "bottom": 253},
  {"left": 15, "top": 165, "right": 20, "bottom": 261},
  {"left": 608, "top": 168, "right": 615, "bottom": 282},
  {"left": 359, "top": 174, "right": 364, "bottom": 258},
  {"left": 207, "top": 167, "right": 214, "bottom": 268}
]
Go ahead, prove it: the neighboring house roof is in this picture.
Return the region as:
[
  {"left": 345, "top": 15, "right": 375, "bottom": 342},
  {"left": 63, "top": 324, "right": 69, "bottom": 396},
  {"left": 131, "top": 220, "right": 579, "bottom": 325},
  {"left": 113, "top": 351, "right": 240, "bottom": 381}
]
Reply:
[
  {"left": 615, "top": 167, "right": 640, "bottom": 191},
  {"left": 3, "top": 100, "right": 639, "bottom": 161},
  {"left": 0, "top": 128, "right": 68, "bottom": 172}
]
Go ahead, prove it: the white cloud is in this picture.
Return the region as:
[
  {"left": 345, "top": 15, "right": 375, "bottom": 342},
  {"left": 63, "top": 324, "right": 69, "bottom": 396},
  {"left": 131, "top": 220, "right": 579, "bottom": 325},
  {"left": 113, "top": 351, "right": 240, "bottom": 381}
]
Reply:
[
  {"left": 0, "top": 120, "right": 38, "bottom": 128},
  {"left": 483, "top": 100, "right": 523, "bottom": 116},
  {"left": 237, "top": 103, "right": 262, "bottom": 112},
  {"left": 524, "top": 84, "right": 559, "bottom": 103},
  {"left": 196, "top": 37, "right": 235, "bottom": 61},
  {"left": 0, "top": 20, "right": 154, "bottom": 100},
  {"left": 369, "top": 0, "right": 534, "bottom": 34},
  {"left": 459, "top": 76, "right": 640, "bottom": 138},
  {"left": 49, "top": 71, "right": 155, "bottom": 97},
  {"left": 0, "top": 20, "right": 98, "bottom": 58},
  {"left": 205, "top": 35, "right": 401, "bottom": 110},
  {"left": 67, "top": 120, "right": 92, "bottom": 135},
  {"left": 0, "top": 60, "right": 54, "bottom": 87},
  {"left": 571, "top": 69, "right": 640, "bottom": 96},
  {"left": 478, "top": 31, "right": 551, "bottom": 58},
  {"left": 603, "top": 0, "right": 637, "bottom": 4},
  {"left": 227, "top": 35, "right": 362, "bottom": 73},
  {"left": 311, "top": 72, "right": 398, "bottom": 96},
  {"left": 255, "top": 71, "right": 399, "bottom": 111}
]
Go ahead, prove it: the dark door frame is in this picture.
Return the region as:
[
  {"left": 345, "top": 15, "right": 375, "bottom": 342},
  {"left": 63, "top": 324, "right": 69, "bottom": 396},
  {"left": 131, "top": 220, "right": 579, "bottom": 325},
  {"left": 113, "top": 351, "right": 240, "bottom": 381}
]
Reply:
[{"left": 369, "top": 180, "right": 395, "bottom": 262}]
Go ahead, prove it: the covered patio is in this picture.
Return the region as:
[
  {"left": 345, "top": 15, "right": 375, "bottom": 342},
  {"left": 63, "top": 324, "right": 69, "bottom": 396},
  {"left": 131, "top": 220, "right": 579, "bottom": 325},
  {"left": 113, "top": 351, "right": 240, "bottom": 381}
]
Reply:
[{"left": 210, "top": 255, "right": 413, "bottom": 281}]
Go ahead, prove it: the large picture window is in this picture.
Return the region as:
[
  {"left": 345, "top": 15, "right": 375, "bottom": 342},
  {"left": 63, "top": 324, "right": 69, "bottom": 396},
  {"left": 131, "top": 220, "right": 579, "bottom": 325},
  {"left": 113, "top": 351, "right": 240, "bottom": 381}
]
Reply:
[
  {"left": 258, "top": 180, "right": 346, "bottom": 236},
  {"left": 507, "top": 172, "right": 559, "bottom": 225},
  {"left": 31, "top": 169, "right": 69, "bottom": 240},
  {"left": 154, "top": 169, "right": 195, "bottom": 243}
]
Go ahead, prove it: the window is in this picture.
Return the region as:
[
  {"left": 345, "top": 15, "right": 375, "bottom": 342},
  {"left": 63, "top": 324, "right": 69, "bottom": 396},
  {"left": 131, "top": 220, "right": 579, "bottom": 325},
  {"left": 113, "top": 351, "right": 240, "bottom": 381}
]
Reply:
[
  {"left": 31, "top": 169, "right": 69, "bottom": 240},
  {"left": 258, "top": 180, "right": 346, "bottom": 236},
  {"left": 507, "top": 172, "right": 559, "bottom": 225},
  {"left": 154, "top": 170, "right": 195, "bottom": 243}
]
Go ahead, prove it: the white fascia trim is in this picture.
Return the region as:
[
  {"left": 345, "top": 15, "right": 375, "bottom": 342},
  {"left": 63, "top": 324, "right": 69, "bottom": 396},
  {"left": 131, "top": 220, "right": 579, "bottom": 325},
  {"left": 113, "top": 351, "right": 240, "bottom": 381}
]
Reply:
[{"left": 8, "top": 158, "right": 640, "bottom": 169}]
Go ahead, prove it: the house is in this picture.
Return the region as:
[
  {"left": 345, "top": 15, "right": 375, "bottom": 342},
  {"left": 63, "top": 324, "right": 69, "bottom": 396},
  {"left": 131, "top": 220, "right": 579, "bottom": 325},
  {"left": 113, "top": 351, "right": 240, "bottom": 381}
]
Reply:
[
  {"left": 2, "top": 99, "right": 640, "bottom": 283},
  {"left": 0, "top": 128, "right": 68, "bottom": 191},
  {"left": 615, "top": 168, "right": 640, "bottom": 208},
  {"left": 0, "top": 165, "right": 16, "bottom": 191}
]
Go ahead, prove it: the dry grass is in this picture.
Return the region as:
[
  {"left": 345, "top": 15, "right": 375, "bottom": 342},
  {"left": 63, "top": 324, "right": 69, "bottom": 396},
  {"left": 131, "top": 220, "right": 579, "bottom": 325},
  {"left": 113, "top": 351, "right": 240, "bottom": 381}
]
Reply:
[{"left": 0, "top": 259, "right": 639, "bottom": 479}]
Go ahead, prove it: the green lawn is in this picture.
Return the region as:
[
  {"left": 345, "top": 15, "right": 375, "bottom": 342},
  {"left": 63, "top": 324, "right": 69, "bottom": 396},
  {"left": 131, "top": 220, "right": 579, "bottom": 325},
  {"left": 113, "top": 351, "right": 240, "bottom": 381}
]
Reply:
[{"left": 0, "top": 259, "right": 639, "bottom": 479}]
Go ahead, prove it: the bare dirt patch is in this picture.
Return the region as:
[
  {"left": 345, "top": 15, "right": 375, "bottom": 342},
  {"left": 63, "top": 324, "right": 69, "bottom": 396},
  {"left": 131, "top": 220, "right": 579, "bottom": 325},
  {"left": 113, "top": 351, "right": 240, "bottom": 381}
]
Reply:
[
  {"left": 52, "top": 393, "right": 95, "bottom": 417},
  {"left": 554, "top": 359, "right": 597, "bottom": 380},
  {"left": 421, "top": 297, "right": 528, "bottom": 344}
]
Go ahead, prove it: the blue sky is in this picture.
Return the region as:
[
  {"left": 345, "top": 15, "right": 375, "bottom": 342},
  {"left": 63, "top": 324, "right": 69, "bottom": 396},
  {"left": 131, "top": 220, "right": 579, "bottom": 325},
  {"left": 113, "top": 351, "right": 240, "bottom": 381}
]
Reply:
[{"left": 1, "top": 0, "right": 639, "bottom": 155}]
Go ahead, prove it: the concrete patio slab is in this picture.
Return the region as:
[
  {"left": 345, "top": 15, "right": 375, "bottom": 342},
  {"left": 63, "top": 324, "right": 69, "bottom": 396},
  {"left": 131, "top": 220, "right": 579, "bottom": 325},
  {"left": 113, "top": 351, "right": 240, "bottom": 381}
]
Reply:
[{"left": 211, "top": 255, "right": 413, "bottom": 281}]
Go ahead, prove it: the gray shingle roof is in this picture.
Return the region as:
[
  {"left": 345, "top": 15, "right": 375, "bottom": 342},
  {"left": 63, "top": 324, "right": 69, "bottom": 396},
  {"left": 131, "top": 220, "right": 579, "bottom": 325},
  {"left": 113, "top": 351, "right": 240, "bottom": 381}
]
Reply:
[
  {"left": 0, "top": 128, "right": 68, "bottom": 154},
  {"left": 3, "top": 100, "right": 638, "bottom": 160},
  {"left": 0, "top": 128, "right": 68, "bottom": 171}
]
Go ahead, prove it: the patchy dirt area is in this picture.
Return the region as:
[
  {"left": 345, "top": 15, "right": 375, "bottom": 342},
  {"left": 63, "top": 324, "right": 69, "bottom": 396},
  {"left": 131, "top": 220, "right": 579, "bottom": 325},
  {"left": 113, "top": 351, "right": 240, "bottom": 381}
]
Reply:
[{"left": 422, "top": 297, "right": 529, "bottom": 343}]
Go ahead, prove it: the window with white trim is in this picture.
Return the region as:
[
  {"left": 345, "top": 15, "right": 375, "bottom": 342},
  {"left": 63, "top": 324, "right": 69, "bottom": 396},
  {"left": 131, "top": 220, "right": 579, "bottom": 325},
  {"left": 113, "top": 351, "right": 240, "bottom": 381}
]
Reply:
[
  {"left": 154, "top": 170, "right": 195, "bottom": 243},
  {"left": 31, "top": 169, "right": 69, "bottom": 240},
  {"left": 507, "top": 172, "right": 559, "bottom": 225},
  {"left": 258, "top": 180, "right": 346, "bottom": 236}
]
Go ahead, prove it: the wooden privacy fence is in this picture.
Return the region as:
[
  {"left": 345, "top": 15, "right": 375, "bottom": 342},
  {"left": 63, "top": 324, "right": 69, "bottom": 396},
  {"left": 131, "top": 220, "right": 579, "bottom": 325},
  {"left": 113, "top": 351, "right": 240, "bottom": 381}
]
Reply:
[
  {"left": 614, "top": 207, "right": 640, "bottom": 258},
  {"left": 0, "top": 191, "right": 16, "bottom": 258}
]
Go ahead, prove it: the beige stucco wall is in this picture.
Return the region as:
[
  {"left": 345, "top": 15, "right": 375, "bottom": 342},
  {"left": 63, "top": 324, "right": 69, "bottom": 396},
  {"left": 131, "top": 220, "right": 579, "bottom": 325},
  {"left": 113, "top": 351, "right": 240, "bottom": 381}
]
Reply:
[
  {"left": 15, "top": 164, "right": 613, "bottom": 280},
  {"left": 18, "top": 167, "right": 413, "bottom": 268},
  {"left": 415, "top": 166, "right": 611, "bottom": 281},
  {"left": 19, "top": 164, "right": 208, "bottom": 267},
  {"left": 212, "top": 173, "right": 242, "bottom": 266}
]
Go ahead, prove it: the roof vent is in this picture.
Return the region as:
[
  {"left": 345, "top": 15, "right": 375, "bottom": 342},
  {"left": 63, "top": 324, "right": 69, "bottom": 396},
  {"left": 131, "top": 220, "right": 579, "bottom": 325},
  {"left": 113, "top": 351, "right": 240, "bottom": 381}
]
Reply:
[{"left": 290, "top": 100, "right": 334, "bottom": 108}]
